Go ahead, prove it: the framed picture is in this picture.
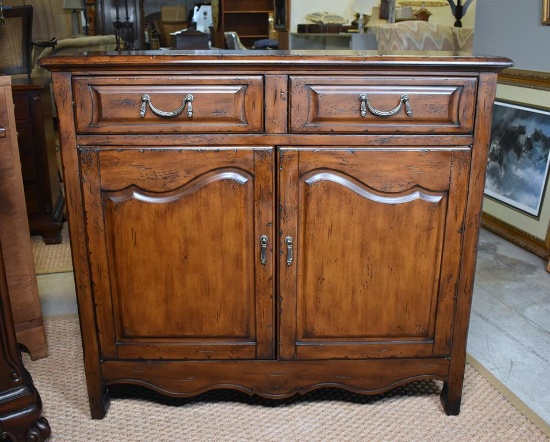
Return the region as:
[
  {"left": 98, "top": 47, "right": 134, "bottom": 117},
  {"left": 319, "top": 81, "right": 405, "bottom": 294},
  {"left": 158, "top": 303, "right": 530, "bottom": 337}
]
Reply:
[
  {"left": 544, "top": 0, "right": 550, "bottom": 25},
  {"left": 485, "top": 100, "right": 550, "bottom": 218},
  {"left": 482, "top": 69, "right": 550, "bottom": 264},
  {"left": 84, "top": 1, "right": 96, "bottom": 36}
]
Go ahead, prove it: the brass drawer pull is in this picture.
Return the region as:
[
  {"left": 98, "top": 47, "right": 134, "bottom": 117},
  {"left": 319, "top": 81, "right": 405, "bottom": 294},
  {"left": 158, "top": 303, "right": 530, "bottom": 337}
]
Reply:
[
  {"left": 260, "top": 235, "right": 268, "bottom": 265},
  {"left": 140, "top": 93, "right": 194, "bottom": 118},
  {"left": 358, "top": 93, "right": 412, "bottom": 118}
]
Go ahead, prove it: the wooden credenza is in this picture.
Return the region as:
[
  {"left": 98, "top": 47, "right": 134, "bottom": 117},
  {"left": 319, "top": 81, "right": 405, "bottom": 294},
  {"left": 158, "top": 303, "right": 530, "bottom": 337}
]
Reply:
[{"left": 40, "top": 51, "right": 512, "bottom": 419}]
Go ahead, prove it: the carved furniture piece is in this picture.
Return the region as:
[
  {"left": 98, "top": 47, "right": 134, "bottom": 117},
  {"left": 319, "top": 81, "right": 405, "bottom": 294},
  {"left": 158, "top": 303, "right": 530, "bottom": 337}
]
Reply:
[
  {"left": 40, "top": 50, "right": 512, "bottom": 419},
  {"left": 0, "top": 75, "right": 50, "bottom": 442},
  {"left": 11, "top": 76, "right": 64, "bottom": 245},
  {"left": 0, "top": 76, "right": 48, "bottom": 360}
]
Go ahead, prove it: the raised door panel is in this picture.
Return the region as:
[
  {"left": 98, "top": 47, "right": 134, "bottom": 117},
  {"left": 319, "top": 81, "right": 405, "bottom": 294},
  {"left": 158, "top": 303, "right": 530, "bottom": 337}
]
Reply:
[
  {"left": 79, "top": 147, "right": 274, "bottom": 360},
  {"left": 278, "top": 148, "right": 471, "bottom": 360}
]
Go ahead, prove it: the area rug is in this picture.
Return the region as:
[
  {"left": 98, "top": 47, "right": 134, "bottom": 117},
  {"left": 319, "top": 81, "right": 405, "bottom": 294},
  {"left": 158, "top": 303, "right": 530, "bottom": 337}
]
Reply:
[
  {"left": 23, "top": 318, "right": 548, "bottom": 441},
  {"left": 31, "top": 222, "right": 72, "bottom": 275}
]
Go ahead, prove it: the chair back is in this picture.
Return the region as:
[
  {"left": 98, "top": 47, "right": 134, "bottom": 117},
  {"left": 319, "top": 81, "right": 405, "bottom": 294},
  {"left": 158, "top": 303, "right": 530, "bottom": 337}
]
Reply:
[
  {"left": 0, "top": 5, "right": 33, "bottom": 76},
  {"left": 224, "top": 32, "right": 247, "bottom": 50}
]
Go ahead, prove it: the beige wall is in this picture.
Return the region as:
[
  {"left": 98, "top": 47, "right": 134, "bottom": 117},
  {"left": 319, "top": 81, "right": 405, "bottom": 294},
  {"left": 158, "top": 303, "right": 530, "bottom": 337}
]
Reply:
[{"left": 290, "top": 0, "right": 476, "bottom": 32}]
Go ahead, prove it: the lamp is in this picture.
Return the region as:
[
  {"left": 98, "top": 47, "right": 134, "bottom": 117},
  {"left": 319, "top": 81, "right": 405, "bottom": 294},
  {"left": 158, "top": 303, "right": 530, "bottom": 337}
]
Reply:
[
  {"left": 352, "top": 0, "right": 379, "bottom": 33},
  {"left": 63, "top": 0, "right": 85, "bottom": 36},
  {"left": 445, "top": 0, "right": 475, "bottom": 27}
]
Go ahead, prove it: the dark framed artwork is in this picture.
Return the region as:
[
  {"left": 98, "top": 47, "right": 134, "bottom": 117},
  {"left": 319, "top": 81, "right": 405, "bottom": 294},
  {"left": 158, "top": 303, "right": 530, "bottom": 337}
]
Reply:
[
  {"left": 544, "top": 0, "right": 550, "bottom": 25},
  {"left": 482, "top": 69, "right": 550, "bottom": 267},
  {"left": 485, "top": 100, "right": 550, "bottom": 218}
]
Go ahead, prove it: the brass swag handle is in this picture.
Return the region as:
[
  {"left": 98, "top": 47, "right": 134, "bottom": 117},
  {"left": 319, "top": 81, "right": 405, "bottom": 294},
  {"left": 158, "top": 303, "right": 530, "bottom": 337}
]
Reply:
[
  {"left": 140, "top": 93, "right": 194, "bottom": 118},
  {"left": 358, "top": 93, "right": 413, "bottom": 118}
]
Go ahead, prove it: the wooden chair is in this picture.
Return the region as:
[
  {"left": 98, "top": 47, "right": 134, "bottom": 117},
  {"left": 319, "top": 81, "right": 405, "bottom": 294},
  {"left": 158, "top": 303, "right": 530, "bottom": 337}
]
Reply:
[{"left": 0, "top": 5, "right": 56, "bottom": 79}]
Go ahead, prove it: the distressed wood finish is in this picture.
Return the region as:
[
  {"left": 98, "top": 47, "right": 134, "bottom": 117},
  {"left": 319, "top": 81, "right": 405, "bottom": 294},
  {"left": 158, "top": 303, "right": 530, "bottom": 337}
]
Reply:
[
  {"left": 39, "top": 51, "right": 512, "bottom": 419},
  {"left": 0, "top": 75, "right": 50, "bottom": 442},
  {"left": 0, "top": 76, "right": 48, "bottom": 361}
]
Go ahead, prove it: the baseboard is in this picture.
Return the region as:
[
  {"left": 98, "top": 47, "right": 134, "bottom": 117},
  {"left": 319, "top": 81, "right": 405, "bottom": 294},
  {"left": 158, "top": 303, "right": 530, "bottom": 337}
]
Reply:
[{"left": 467, "top": 354, "right": 550, "bottom": 438}]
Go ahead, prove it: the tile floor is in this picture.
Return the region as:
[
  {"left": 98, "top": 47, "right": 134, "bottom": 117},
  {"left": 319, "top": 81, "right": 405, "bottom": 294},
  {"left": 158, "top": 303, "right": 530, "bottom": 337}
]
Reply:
[
  {"left": 467, "top": 228, "right": 550, "bottom": 426},
  {"left": 36, "top": 228, "right": 550, "bottom": 426}
]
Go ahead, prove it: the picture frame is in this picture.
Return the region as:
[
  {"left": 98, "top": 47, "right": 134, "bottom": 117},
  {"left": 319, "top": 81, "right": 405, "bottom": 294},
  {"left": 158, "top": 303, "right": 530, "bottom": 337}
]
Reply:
[
  {"left": 482, "top": 69, "right": 550, "bottom": 267},
  {"left": 485, "top": 100, "right": 550, "bottom": 218},
  {"left": 544, "top": 0, "right": 550, "bottom": 25}
]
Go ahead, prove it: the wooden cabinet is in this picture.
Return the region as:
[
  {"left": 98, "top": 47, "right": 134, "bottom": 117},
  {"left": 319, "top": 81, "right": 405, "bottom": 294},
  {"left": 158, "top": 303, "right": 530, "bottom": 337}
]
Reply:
[
  {"left": 0, "top": 75, "right": 50, "bottom": 441},
  {"left": 0, "top": 236, "right": 51, "bottom": 441},
  {"left": 0, "top": 76, "right": 49, "bottom": 361},
  {"left": 11, "top": 76, "right": 64, "bottom": 244},
  {"left": 40, "top": 51, "right": 512, "bottom": 419}
]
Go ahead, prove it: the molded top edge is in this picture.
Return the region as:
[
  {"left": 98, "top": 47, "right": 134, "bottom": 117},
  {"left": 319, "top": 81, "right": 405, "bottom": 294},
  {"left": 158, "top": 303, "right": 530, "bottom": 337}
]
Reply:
[{"left": 38, "top": 49, "right": 513, "bottom": 72}]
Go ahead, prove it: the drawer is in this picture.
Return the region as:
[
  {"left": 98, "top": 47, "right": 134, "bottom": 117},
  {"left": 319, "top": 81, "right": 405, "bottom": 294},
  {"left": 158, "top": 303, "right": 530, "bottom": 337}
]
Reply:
[
  {"left": 73, "top": 76, "right": 264, "bottom": 134},
  {"left": 289, "top": 76, "right": 477, "bottom": 134}
]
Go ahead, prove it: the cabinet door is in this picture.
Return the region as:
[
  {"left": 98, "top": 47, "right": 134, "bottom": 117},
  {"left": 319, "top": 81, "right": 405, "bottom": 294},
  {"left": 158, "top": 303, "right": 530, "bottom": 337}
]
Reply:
[
  {"left": 80, "top": 147, "right": 274, "bottom": 360},
  {"left": 278, "top": 148, "right": 470, "bottom": 360}
]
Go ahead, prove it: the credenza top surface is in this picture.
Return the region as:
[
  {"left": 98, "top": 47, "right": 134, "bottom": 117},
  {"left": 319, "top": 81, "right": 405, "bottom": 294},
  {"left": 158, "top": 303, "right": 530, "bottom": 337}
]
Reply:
[{"left": 38, "top": 50, "right": 513, "bottom": 73}]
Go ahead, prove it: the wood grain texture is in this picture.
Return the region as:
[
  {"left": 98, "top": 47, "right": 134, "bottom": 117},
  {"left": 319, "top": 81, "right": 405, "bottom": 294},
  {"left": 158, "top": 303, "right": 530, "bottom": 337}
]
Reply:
[
  {"left": 101, "top": 358, "right": 450, "bottom": 398},
  {"left": 0, "top": 75, "right": 51, "bottom": 442},
  {"left": 0, "top": 78, "right": 48, "bottom": 360},
  {"left": 289, "top": 76, "right": 477, "bottom": 134}
]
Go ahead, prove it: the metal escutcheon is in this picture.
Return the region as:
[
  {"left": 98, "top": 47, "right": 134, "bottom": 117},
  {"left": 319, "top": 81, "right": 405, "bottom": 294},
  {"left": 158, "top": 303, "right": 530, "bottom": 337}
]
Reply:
[
  {"left": 285, "top": 236, "right": 293, "bottom": 266},
  {"left": 260, "top": 235, "right": 268, "bottom": 265}
]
